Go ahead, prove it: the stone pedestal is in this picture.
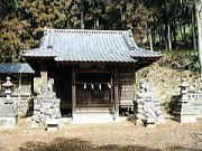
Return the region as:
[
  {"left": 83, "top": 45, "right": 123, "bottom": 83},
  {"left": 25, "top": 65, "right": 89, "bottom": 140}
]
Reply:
[
  {"left": 136, "top": 81, "right": 165, "bottom": 126},
  {"left": 177, "top": 82, "right": 196, "bottom": 123},
  {"left": 32, "top": 79, "right": 61, "bottom": 130},
  {"left": 173, "top": 81, "right": 202, "bottom": 123},
  {"left": 0, "top": 98, "right": 17, "bottom": 127}
]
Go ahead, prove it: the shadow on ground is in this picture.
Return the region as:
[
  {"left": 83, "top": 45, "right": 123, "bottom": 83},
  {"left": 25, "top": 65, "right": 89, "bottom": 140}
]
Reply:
[
  {"left": 18, "top": 137, "right": 202, "bottom": 151},
  {"left": 0, "top": 146, "right": 9, "bottom": 151}
]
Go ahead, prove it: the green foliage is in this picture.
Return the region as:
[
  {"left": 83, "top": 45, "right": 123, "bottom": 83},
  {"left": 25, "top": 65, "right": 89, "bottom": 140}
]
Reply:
[
  {"left": 0, "top": 0, "right": 198, "bottom": 63},
  {"left": 0, "top": 0, "right": 18, "bottom": 15},
  {"left": 0, "top": 0, "right": 154, "bottom": 62}
]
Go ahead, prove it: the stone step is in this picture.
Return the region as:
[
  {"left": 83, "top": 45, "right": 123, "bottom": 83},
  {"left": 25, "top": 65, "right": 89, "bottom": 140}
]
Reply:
[{"left": 73, "top": 113, "right": 117, "bottom": 124}]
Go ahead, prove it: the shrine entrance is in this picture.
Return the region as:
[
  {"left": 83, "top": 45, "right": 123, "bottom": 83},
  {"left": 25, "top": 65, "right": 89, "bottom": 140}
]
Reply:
[
  {"left": 70, "top": 64, "right": 119, "bottom": 123},
  {"left": 53, "top": 63, "right": 119, "bottom": 123},
  {"left": 75, "top": 73, "right": 114, "bottom": 113}
]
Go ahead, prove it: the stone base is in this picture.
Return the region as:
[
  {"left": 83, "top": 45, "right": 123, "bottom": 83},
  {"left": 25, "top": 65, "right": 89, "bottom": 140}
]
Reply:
[
  {"left": 73, "top": 113, "right": 118, "bottom": 124},
  {"left": 146, "top": 124, "right": 157, "bottom": 128},
  {"left": 136, "top": 119, "right": 145, "bottom": 126},
  {"left": 45, "top": 119, "right": 59, "bottom": 131},
  {"left": 0, "top": 117, "right": 17, "bottom": 127},
  {"left": 180, "top": 115, "right": 197, "bottom": 123}
]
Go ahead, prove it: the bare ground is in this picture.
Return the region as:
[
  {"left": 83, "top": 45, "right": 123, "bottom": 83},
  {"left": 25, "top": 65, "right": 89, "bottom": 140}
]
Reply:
[{"left": 0, "top": 119, "right": 202, "bottom": 151}]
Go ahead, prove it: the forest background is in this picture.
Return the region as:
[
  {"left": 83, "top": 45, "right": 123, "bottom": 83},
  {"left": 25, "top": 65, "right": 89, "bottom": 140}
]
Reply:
[{"left": 0, "top": 0, "right": 201, "bottom": 73}]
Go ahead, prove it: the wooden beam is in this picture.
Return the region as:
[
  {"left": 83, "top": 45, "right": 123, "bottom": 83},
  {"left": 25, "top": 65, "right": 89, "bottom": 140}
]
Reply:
[{"left": 72, "top": 66, "right": 76, "bottom": 115}]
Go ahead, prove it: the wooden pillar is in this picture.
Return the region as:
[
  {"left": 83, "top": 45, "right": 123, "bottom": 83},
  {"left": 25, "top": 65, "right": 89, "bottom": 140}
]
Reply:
[
  {"left": 114, "top": 67, "right": 119, "bottom": 119},
  {"left": 110, "top": 72, "right": 113, "bottom": 104},
  {"left": 72, "top": 66, "right": 76, "bottom": 116}
]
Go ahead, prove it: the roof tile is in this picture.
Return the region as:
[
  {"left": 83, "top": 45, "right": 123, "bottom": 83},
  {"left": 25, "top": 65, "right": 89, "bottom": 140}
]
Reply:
[{"left": 23, "top": 29, "right": 161, "bottom": 63}]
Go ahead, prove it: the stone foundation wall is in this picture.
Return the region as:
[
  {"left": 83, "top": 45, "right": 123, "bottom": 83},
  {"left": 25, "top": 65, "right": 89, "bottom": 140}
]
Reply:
[{"left": 119, "top": 72, "right": 135, "bottom": 106}]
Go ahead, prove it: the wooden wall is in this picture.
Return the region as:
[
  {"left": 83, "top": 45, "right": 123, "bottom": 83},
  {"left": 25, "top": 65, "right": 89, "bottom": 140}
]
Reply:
[{"left": 119, "top": 72, "right": 135, "bottom": 107}]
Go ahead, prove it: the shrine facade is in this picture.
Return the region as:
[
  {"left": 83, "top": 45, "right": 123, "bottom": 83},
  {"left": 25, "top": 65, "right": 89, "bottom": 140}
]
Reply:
[{"left": 22, "top": 29, "right": 161, "bottom": 123}]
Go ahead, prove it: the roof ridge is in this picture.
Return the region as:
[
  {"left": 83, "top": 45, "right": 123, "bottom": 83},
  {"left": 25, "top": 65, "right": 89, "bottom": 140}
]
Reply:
[{"left": 45, "top": 28, "right": 129, "bottom": 34}]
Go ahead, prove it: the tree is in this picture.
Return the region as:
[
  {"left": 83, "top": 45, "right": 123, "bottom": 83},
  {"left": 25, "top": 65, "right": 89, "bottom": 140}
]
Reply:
[
  {"left": 0, "top": 0, "right": 198, "bottom": 63},
  {"left": 195, "top": 0, "right": 202, "bottom": 77}
]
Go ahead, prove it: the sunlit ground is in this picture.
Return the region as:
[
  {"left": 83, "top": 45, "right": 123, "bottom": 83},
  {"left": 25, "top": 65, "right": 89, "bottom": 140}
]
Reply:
[{"left": 0, "top": 119, "right": 202, "bottom": 151}]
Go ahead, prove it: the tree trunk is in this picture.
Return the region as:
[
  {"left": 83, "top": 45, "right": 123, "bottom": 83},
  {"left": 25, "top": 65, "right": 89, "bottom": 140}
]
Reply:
[
  {"left": 183, "top": 24, "right": 186, "bottom": 41},
  {"left": 193, "top": 5, "right": 197, "bottom": 50},
  {"left": 81, "top": 11, "right": 85, "bottom": 29},
  {"left": 180, "top": 23, "right": 184, "bottom": 41},
  {"left": 173, "top": 20, "right": 177, "bottom": 49},
  {"left": 148, "top": 28, "right": 153, "bottom": 50},
  {"left": 166, "top": 23, "right": 172, "bottom": 51},
  {"left": 94, "top": 18, "right": 99, "bottom": 29},
  {"left": 153, "top": 27, "right": 157, "bottom": 47},
  {"left": 196, "top": 0, "right": 202, "bottom": 77}
]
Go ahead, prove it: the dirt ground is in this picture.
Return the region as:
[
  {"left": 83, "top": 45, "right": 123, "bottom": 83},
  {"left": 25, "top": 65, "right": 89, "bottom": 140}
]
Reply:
[{"left": 0, "top": 119, "right": 202, "bottom": 151}]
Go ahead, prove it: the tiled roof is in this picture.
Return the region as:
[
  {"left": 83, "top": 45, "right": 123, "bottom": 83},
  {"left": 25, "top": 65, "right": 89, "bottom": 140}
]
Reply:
[
  {"left": 23, "top": 29, "right": 161, "bottom": 63},
  {"left": 130, "top": 48, "right": 161, "bottom": 58},
  {"left": 0, "top": 63, "right": 35, "bottom": 74}
]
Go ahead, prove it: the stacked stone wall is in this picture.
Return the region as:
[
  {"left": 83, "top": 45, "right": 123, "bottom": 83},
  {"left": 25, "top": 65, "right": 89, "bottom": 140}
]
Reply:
[
  {"left": 32, "top": 79, "right": 61, "bottom": 129},
  {"left": 136, "top": 81, "right": 165, "bottom": 125}
]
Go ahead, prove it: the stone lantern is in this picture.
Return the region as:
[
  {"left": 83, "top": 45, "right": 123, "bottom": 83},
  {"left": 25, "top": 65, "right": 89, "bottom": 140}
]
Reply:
[
  {"left": 0, "top": 76, "right": 17, "bottom": 126},
  {"left": 179, "top": 81, "right": 189, "bottom": 95},
  {"left": 179, "top": 81, "right": 190, "bottom": 103},
  {"left": 2, "top": 76, "right": 14, "bottom": 102}
]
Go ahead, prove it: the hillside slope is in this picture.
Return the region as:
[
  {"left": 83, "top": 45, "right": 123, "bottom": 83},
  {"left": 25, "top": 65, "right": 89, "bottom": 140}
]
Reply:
[{"left": 135, "top": 60, "right": 201, "bottom": 110}]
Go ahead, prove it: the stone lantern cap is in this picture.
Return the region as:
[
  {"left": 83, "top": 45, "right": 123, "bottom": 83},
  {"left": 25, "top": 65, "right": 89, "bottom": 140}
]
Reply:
[
  {"left": 179, "top": 81, "right": 189, "bottom": 88},
  {"left": 2, "top": 77, "right": 14, "bottom": 88},
  {"left": 179, "top": 81, "right": 190, "bottom": 95}
]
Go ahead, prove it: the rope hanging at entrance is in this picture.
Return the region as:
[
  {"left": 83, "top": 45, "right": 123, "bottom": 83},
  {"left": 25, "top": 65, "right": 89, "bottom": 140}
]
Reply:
[
  {"left": 107, "top": 83, "right": 112, "bottom": 89},
  {"left": 82, "top": 82, "right": 112, "bottom": 90},
  {"left": 84, "top": 83, "right": 87, "bottom": 90},
  {"left": 99, "top": 83, "right": 101, "bottom": 91},
  {"left": 91, "top": 83, "right": 94, "bottom": 90}
]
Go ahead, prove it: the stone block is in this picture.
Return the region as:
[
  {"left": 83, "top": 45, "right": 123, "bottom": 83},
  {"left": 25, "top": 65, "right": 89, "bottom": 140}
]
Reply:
[
  {"left": 73, "top": 113, "right": 117, "bottom": 124},
  {"left": 45, "top": 119, "right": 59, "bottom": 131},
  {"left": 0, "top": 117, "right": 17, "bottom": 127},
  {"left": 180, "top": 115, "right": 197, "bottom": 123}
]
